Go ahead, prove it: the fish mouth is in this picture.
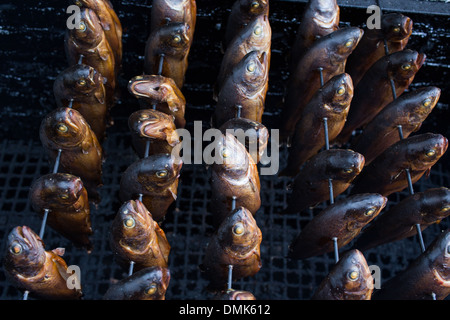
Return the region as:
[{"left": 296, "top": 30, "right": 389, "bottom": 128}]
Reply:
[
  {"left": 433, "top": 269, "right": 450, "bottom": 287},
  {"left": 11, "top": 226, "right": 43, "bottom": 255},
  {"left": 415, "top": 52, "right": 426, "bottom": 69}
]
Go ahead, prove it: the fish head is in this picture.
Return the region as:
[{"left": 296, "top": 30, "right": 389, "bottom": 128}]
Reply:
[
  {"left": 381, "top": 13, "right": 413, "bottom": 42},
  {"left": 112, "top": 200, "right": 153, "bottom": 242},
  {"left": 159, "top": 22, "right": 191, "bottom": 56},
  {"left": 133, "top": 266, "right": 171, "bottom": 300},
  {"left": 241, "top": 0, "right": 269, "bottom": 16},
  {"left": 245, "top": 14, "right": 271, "bottom": 47},
  {"left": 420, "top": 187, "right": 450, "bottom": 224},
  {"left": 409, "top": 86, "right": 441, "bottom": 117},
  {"left": 325, "top": 149, "right": 365, "bottom": 181},
  {"left": 429, "top": 229, "right": 450, "bottom": 286},
  {"left": 59, "top": 64, "right": 104, "bottom": 96},
  {"left": 407, "top": 133, "right": 448, "bottom": 171},
  {"left": 128, "top": 75, "right": 164, "bottom": 100},
  {"left": 388, "top": 49, "right": 426, "bottom": 81},
  {"left": 213, "top": 133, "right": 251, "bottom": 179},
  {"left": 345, "top": 194, "right": 387, "bottom": 230},
  {"left": 137, "top": 153, "right": 183, "bottom": 190},
  {"left": 237, "top": 50, "right": 268, "bottom": 95},
  {"left": 322, "top": 73, "right": 354, "bottom": 113},
  {"left": 329, "top": 27, "right": 363, "bottom": 62},
  {"left": 70, "top": 7, "right": 103, "bottom": 45}
]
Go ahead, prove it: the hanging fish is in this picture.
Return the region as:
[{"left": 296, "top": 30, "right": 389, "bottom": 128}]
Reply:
[
  {"left": 355, "top": 187, "right": 450, "bottom": 251},
  {"left": 3, "top": 226, "right": 83, "bottom": 300},
  {"left": 288, "top": 193, "right": 387, "bottom": 260},
  {"left": 40, "top": 107, "right": 103, "bottom": 202},
  {"left": 119, "top": 153, "right": 182, "bottom": 222},
  {"left": 110, "top": 200, "right": 171, "bottom": 271},
  {"left": 311, "top": 249, "right": 374, "bottom": 300},
  {"left": 128, "top": 74, "right": 186, "bottom": 128},
  {"left": 351, "top": 133, "right": 448, "bottom": 197},
  {"left": 335, "top": 49, "right": 426, "bottom": 145},
  {"left": 29, "top": 173, "right": 93, "bottom": 251},
  {"left": 283, "top": 149, "right": 365, "bottom": 215},
  {"left": 200, "top": 206, "right": 262, "bottom": 290},
  {"left": 280, "top": 27, "right": 363, "bottom": 144},
  {"left": 279, "top": 73, "right": 354, "bottom": 177},
  {"left": 214, "top": 288, "right": 256, "bottom": 300},
  {"left": 373, "top": 229, "right": 450, "bottom": 300},
  {"left": 103, "top": 266, "right": 170, "bottom": 300}
]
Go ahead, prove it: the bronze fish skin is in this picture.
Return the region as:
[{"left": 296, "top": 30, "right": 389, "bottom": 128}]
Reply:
[
  {"left": 39, "top": 107, "right": 103, "bottom": 202},
  {"left": 29, "top": 173, "right": 93, "bottom": 251},
  {"left": 279, "top": 73, "right": 353, "bottom": 177},
  {"left": 3, "top": 226, "right": 83, "bottom": 300},
  {"left": 213, "top": 50, "right": 268, "bottom": 128},
  {"left": 65, "top": 7, "right": 116, "bottom": 106},
  {"left": 355, "top": 187, "right": 450, "bottom": 252},
  {"left": 128, "top": 74, "right": 186, "bottom": 128},
  {"left": 103, "top": 266, "right": 170, "bottom": 300},
  {"left": 224, "top": 0, "right": 269, "bottom": 50},
  {"left": 200, "top": 206, "right": 262, "bottom": 290},
  {"left": 210, "top": 133, "right": 261, "bottom": 227},
  {"left": 119, "top": 153, "right": 182, "bottom": 222},
  {"left": 373, "top": 229, "right": 450, "bottom": 300},
  {"left": 214, "top": 14, "right": 271, "bottom": 100},
  {"left": 352, "top": 86, "right": 441, "bottom": 166},
  {"left": 311, "top": 249, "right": 373, "bottom": 300},
  {"left": 76, "top": 0, "right": 123, "bottom": 71},
  {"left": 214, "top": 288, "right": 256, "bottom": 300},
  {"left": 336, "top": 49, "right": 426, "bottom": 145},
  {"left": 280, "top": 27, "right": 363, "bottom": 144},
  {"left": 219, "top": 117, "right": 269, "bottom": 164},
  {"left": 346, "top": 13, "right": 412, "bottom": 87},
  {"left": 350, "top": 133, "right": 448, "bottom": 197},
  {"left": 53, "top": 64, "right": 108, "bottom": 142},
  {"left": 288, "top": 193, "right": 386, "bottom": 260},
  {"left": 110, "top": 200, "right": 171, "bottom": 271},
  {"left": 290, "top": 0, "right": 340, "bottom": 69},
  {"left": 128, "top": 109, "right": 181, "bottom": 159},
  {"left": 144, "top": 22, "right": 191, "bottom": 89},
  {"left": 283, "top": 149, "right": 365, "bottom": 215}
]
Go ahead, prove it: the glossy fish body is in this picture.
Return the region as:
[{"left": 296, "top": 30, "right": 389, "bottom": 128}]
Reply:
[
  {"left": 283, "top": 149, "right": 365, "bottom": 214},
  {"left": 312, "top": 249, "right": 373, "bottom": 300},
  {"left": 281, "top": 27, "right": 363, "bottom": 143},
  {"left": 352, "top": 86, "right": 441, "bottom": 165},
  {"left": 214, "top": 289, "right": 256, "bottom": 300},
  {"left": 346, "top": 13, "right": 412, "bottom": 87},
  {"left": 119, "top": 153, "right": 182, "bottom": 222},
  {"left": 219, "top": 117, "right": 269, "bottom": 164},
  {"left": 214, "top": 50, "right": 268, "bottom": 128},
  {"left": 110, "top": 200, "right": 171, "bottom": 271},
  {"left": 279, "top": 73, "right": 353, "bottom": 177},
  {"left": 128, "top": 109, "right": 180, "bottom": 158},
  {"left": 144, "top": 23, "right": 191, "bottom": 89},
  {"left": 210, "top": 133, "right": 261, "bottom": 227},
  {"left": 103, "top": 266, "right": 170, "bottom": 300},
  {"left": 373, "top": 229, "right": 450, "bottom": 300},
  {"left": 3, "top": 226, "right": 82, "bottom": 300},
  {"left": 288, "top": 193, "right": 386, "bottom": 260},
  {"left": 351, "top": 133, "right": 448, "bottom": 197},
  {"left": 201, "top": 207, "right": 262, "bottom": 290},
  {"left": 336, "top": 49, "right": 426, "bottom": 144},
  {"left": 355, "top": 187, "right": 450, "bottom": 252},
  {"left": 128, "top": 74, "right": 186, "bottom": 128},
  {"left": 215, "top": 14, "right": 271, "bottom": 99},
  {"left": 53, "top": 64, "right": 108, "bottom": 141},
  {"left": 290, "top": 0, "right": 340, "bottom": 68},
  {"left": 65, "top": 7, "right": 116, "bottom": 105},
  {"left": 224, "top": 0, "right": 269, "bottom": 50},
  {"left": 29, "top": 173, "right": 93, "bottom": 251},
  {"left": 40, "top": 108, "right": 103, "bottom": 201}
]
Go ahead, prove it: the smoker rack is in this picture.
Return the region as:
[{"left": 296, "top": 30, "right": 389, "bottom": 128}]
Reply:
[{"left": 0, "top": 0, "right": 449, "bottom": 300}]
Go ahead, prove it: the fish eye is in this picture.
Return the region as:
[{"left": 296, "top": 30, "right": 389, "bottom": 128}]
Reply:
[
  {"left": 441, "top": 205, "right": 450, "bottom": 212},
  {"left": 56, "top": 123, "right": 68, "bottom": 133},
  {"left": 336, "top": 85, "right": 346, "bottom": 96},
  {"left": 78, "top": 22, "right": 87, "bottom": 32},
  {"left": 393, "top": 27, "right": 401, "bottom": 33},
  {"left": 342, "top": 168, "right": 353, "bottom": 174},
  {"left": 401, "top": 63, "right": 411, "bottom": 70},
  {"left": 156, "top": 169, "right": 168, "bottom": 178},
  {"left": 77, "top": 79, "right": 86, "bottom": 86},
  {"left": 347, "top": 270, "right": 359, "bottom": 281},
  {"left": 60, "top": 193, "right": 69, "bottom": 200},
  {"left": 75, "top": 0, "right": 82, "bottom": 6},
  {"left": 425, "top": 149, "right": 436, "bottom": 157},
  {"left": 222, "top": 147, "right": 230, "bottom": 158},
  {"left": 233, "top": 222, "right": 245, "bottom": 236},
  {"left": 145, "top": 283, "right": 157, "bottom": 295},
  {"left": 344, "top": 39, "right": 354, "bottom": 48},
  {"left": 446, "top": 245, "right": 450, "bottom": 256},
  {"left": 139, "top": 114, "right": 150, "bottom": 121},
  {"left": 253, "top": 26, "right": 262, "bottom": 36},
  {"left": 365, "top": 207, "right": 376, "bottom": 216},
  {"left": 251, "top": 1, "right": 260, "bottom": 8},
  {"left": 123, "top": 216, "right": 136, "bottom": 228},
  {"left": 246, "top": 62, "right": 256, "bottom": 72},
  {"left": 422, "top": 98, "right": 432, "bottom": 107},
  {"left": 172, "top": 34, "right": 181, "bottom": 43},
  {"left": 10, "top": 242, "right": 23, "bottom": 255}
]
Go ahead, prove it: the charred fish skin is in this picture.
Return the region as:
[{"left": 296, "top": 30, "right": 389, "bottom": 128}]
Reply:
[
  {"left": 373, "top": 229, "right": 450, "bottom": 300},
  {"left": 214, "top": 289, "right": 256, "bottom": 300},
  {"left": 103, "top": 266, "right": 170, "bottom": 300},
  {"left": 283, "top": 149, "right": 365, "bottom": 215},
  {"left": 29, "top": 173, "right": 93, "bottom": 251},
  {"left": 279, "top": 73, "right": 354, "bottom": 177},
  {"left": 352, "top": 86, "right": 441, "bottom": 166},
  {"left": 288, "top": 193, "right": 387, "bottom": 260},
  {"left": 354, "top": 187, "right": 450, "bottom": 252},
  {"left": 53, "top": 63, "right": 108, "bottom": 142},
  {"left": 3, "top": 226, "right": 83, "bottom": 300},
  {"left": 311, "top": 249, "right": 374, "bottom": 300},
  {"left": 214, "top": 50, "right": 269, "bottom": 128},
  {"left": 39, "top": 107, "right": 103, "bottom": 201},
  {"left": 351, "top": 133, "right": 448, "bottom": 197},
  {"left": 144, "top": 22, "right": 191, "bottom": 89},
  {"left": 201, "top": 206, "right": 262, "bottom": 290},
  {"left": 128, "top": 74, "right": 186, "bottom": 128},
  {"left": 336, "top": 49, "right": 426, "bottom": 145},
  {"left": 281, "top": 27, "right": 363, "bottom": 143},
  {"left": 346, "top": 13, "right": 412, "bottom": 87},
  {"left": 119, "top": 153, "right": 182, "bottom": 222},
  {"left": 110, "top": 200, "right": 171, "bottom": 271}
]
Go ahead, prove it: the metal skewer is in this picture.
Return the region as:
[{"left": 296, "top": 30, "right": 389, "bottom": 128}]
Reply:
[{"left": 332, "top": 237, "right": 339, "bottom": 263}]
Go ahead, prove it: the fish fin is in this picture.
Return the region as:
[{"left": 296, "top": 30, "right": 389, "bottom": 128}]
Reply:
[
  {"left": 425, "top": 167, "right": 432, "bottom": 178},
  {"left": 52, "top": 247, "right": 65, "bottom": 256},
  {"left": 95, "top": 86, "right": 106, "bottom": 105}
]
